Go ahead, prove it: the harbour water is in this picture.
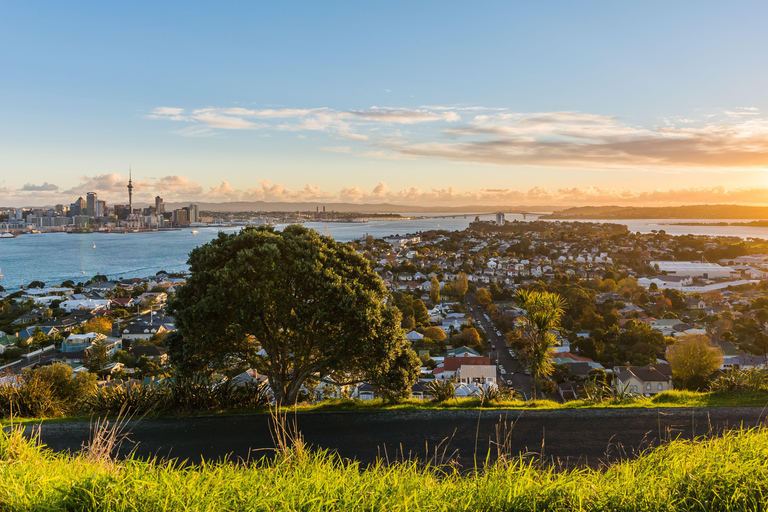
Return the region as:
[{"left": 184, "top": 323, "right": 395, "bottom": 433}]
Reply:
[{"left": 2, "top": 213, "right": 768, "bottom": 291}]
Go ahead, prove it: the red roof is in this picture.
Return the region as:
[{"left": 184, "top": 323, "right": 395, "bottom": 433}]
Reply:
[{"left": 443, "top": 356, "right": 491, "bottom": 371}]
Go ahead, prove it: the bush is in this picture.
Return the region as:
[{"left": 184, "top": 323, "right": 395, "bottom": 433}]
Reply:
[
  {"left": 81, "top": 377, "right": 271, "bottom": 415},
  {"left": 0, "top": 363, "right": 97, "bottom": 418},
  {"left": 425, "top": 379, "right": 456, "bottom": 403}
]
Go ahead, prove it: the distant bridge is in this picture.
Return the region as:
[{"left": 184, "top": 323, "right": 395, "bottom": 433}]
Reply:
[{"left": 427, "top": 210, "right": 538, "bottom": 220}]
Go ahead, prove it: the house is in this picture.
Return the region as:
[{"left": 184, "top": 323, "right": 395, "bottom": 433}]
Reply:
[
  {"left": 433, "top": 356, "right": 496, "bottom": 384},
  {"left": 615, "top": 363, "right": 673, "bottom": 396},
  {"left": 110, "top": 298, "right": 136, "bottom": 309},
  {"left": 59, "top": 299, "right": 111, "bottom": 313},
  {"left": 405, "top": 330, "right": 424, "bottom": 342},
  {"left": 121, "top": 323, "right": 168, "bottom": 342},
  {"left": 129, "top": 344, "right": 168, "bottom": 364},
  {"left": 61, "top": 332, "right": 106, "bottom": 353},
  {"left": 685, "top": 298, "right": 707, "bottom": 310},
  {"left": 721, "top": 353, "right": 768, "bottom": 371}
]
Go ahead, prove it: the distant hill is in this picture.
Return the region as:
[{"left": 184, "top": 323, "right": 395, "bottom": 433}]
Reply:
[
  {"left": 541, "top": 204, "right": 768, "bottom": 220},
  {"left": 162, "top": 201, "right": 566, "bottom": 214}
]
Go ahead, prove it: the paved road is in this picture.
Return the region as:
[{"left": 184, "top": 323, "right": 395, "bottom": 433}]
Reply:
[
  {"left": 466, "top": 294, "right": 532, "bottom": 399},
  {"left": 21, "top": 407, "right": 768, "bottom": 469}
]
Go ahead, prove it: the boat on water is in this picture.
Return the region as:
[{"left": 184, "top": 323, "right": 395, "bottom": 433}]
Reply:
[
  {"left": 191, "top": 230, "right": 199, "bottom": 234},
  {"left": 92, "top": 243, "right": 96, "bottom": 248},
  {"left": 0, "top": 232, "right": 18, "bottom": 238}
]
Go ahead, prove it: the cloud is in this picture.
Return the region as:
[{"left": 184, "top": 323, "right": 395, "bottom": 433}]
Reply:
[
  {"left": 209, "top": 181, "right": 239, "bottom": 197},
  {"left": 20, "top": 182, "right": 59, "bottom": 192},
  {"left": 147, "top": 104, "right": 768, "bottom": 172},
  {"left": 318, "top": 146, "right": 352, "bottom": 153}
]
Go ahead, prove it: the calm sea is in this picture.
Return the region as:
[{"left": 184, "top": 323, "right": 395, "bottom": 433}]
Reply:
[{"left": 1, "top": 213, "right": 767, "bottom": 291}]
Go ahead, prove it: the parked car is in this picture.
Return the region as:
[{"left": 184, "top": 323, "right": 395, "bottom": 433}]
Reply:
[
  {"left": 506, "top": 379, "right": 512, "bottom": 386},
  {"left": 500, "top": 367, "right": 506, "bottom": 375},
  {"left": 524, "top": 369, "right": 530, "bottom": 375}
]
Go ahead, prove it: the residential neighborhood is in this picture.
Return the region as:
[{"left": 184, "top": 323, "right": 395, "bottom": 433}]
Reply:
[{"left": 2, "top": 218, "right": 768, "bottom": 403}]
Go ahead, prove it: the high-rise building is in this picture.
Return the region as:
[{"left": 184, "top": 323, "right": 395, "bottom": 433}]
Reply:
[
  {"left": 114, "top": 205, "right": 130, "bottom": 220},
  {"left": 173, "top": 208, "right": 190, "bottom": 226},
  {"left": 495, "top": 212, "right": 505, "bottom": 226},
  {"left": 96, "top": 200, "right": 106, "bottom": 218},
  {"left": 86, "top": 192, "right": 97, "bottom": 217},
  {"left": 189, "top": 203, "right": 199, "bottom": 223},
  {"left": 71, "top": 197, "right": 86, "bottom": 217},
  {"left": 155, "top": 196, "right": 165, "bottom": 213}
]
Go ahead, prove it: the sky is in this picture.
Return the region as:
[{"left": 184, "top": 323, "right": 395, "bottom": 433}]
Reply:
[{"left": 2, "top": 1, "right": 768, "bottom": 208}]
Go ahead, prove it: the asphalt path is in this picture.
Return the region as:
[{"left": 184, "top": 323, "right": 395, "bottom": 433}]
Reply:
[{"left": 21, "top": 407, "right": 768, "bottom": 469}]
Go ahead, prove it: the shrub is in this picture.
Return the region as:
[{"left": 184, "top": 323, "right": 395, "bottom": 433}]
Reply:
[{"left": 426, "top": 379, "right": 456, "bottom": 403}]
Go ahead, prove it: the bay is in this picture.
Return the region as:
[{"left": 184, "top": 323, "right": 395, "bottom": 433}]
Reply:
[{"left": 1, "top": 213, "right": 767, "bottom": 291}]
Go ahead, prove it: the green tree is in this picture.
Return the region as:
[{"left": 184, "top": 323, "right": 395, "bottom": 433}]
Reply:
[
  {"left": 666, "top": 334, "right": 724, "bottom": 390},
  {"left": 86, "top": 338, "right": 111, "bottom": 377},
  {"left": 413, "top": 299, "right": 430, "bottom": 327},
  {"left": 166, "top": 225, "right": 414, "bottom": 405},
  {"left": 429, "top": 277, "right": 440, "bottom": 304},
  {"left": 514, "top": 289, "right": 566, "bottom": 400}
]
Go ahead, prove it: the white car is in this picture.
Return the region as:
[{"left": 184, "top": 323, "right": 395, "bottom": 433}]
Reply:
[{"left": 500, "top": 367, "right": 506, "bottom": 375}]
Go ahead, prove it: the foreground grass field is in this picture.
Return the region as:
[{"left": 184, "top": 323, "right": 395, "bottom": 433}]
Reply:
[{"left": 1, "top": 420, "right": 767, "bottom": 511}]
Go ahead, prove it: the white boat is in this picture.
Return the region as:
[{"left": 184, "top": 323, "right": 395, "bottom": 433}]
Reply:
[
  {"left": 191, "top": 230, "right": 199, "bottom": 234},
  {"left": 92, "top": 243, "right": 96, "bottom": 248}
]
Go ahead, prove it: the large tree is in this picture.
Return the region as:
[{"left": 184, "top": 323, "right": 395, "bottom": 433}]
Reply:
[{"left": 166, "top": 225, "right": 418, "bottom": 405}]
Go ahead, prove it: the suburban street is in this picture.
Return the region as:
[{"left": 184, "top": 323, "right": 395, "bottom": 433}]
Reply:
[{"left": 465, "top": 294, "right": 533, "bottom": 399}]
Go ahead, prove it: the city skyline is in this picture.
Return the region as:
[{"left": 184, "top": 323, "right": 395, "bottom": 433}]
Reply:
[{"left": 2, "top": 2, "right": 768, "bottom": 208}]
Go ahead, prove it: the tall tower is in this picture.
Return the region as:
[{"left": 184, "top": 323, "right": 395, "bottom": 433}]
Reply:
[{"left": 127, "top": 167, "right": 134, "bottom": 212}]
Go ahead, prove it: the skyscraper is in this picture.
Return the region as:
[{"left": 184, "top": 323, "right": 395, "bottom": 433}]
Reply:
[
  {"left": 155, "top": 196, "right": 165, "bottom": 213},
  {"left": 96, "top": 200, "right": 106, "bottom": 218},
  {"left": 86, "top": 192, "right": 97, "bottom": 218},
  {"left": 189, "top": 203, "right": 199, "bottom": 223}
]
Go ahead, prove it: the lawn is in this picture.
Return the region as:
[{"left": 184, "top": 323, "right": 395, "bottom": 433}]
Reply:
[{"left": 1, "top": 420, "right": 767, "bottom": 510}]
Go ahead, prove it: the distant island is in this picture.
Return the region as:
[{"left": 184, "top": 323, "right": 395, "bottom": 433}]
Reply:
[{"left": 540, "top": 204, "right": 768, "bottom": 220}]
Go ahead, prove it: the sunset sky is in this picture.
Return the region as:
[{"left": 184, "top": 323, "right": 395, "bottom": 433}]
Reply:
[{"left": 2, "top": 1, "right": 768, "bottom": 207}]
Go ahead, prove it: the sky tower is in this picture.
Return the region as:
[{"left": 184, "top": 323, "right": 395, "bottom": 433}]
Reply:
[{"left": 127, "top": 167, "right": 133, "bottom": 212}]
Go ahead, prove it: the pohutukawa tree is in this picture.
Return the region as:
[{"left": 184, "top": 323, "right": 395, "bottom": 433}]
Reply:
[{"left": 166, "top": 225, "right": 419, "bottom": 405}]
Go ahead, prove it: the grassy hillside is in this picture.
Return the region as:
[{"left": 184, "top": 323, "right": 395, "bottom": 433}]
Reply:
[{"left": 2, "top": 419, "right": 768, "bottom": 511}]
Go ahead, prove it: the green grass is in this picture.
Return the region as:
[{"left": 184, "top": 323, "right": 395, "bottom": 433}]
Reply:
[
  {"left": 4, "top": 389, "right": 768, "bottom": 427},
  {"left": 2, "top": 422, "right": 768, "bottom": 510}
]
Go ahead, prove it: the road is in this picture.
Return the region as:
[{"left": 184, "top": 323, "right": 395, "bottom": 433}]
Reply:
[
  {"left": 465, "top": 294, "right": 532, "bottom": 399},
  {"left": 21, "top": 407, "right": 768, "bottom": 469}
]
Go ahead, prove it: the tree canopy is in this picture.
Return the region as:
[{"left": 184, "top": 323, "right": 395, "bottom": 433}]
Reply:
[
  {"left": 166, "top": 225, "right": 418, "bottom": 404},
  {"left": 666, "top": 334, "right": 723, "bottom": 390}
]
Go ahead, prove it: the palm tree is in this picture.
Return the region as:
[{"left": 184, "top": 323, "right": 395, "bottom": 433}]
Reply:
[{"left": 514, "top": 289, "right": 566, "bottom": 400}]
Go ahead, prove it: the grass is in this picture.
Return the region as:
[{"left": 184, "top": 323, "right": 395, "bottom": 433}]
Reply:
[
  {"left": 2, "top": 389, "right": 768, "bottom": 427},
  {"left": 1, "top": 417, "right": 768, "bottom": 510}
]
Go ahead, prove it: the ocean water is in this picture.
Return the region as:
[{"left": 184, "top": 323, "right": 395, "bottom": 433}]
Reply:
[{"left": 1, "top": 213, "right": 767, "bottom": 291}]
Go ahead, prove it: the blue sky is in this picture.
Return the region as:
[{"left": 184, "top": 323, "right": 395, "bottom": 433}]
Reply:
[{"left": 2, "top": 1, "right": 768, "bottom": 207}]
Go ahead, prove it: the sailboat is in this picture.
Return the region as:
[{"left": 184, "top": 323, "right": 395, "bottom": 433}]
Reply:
[
  {"left": 0, "top": 267, "right": 3, "bottom": 278},
  {"left": 92, "top": 243, "right": 96, "bottom": 249}
]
